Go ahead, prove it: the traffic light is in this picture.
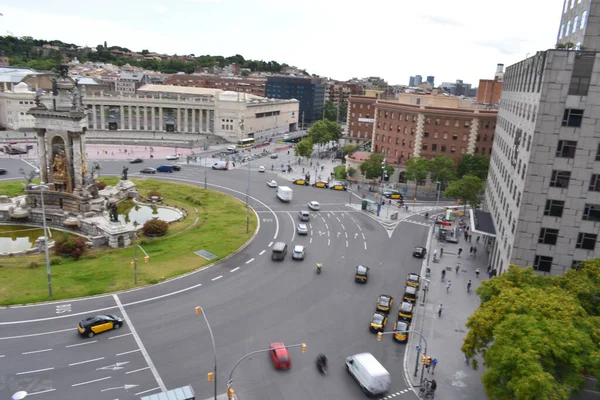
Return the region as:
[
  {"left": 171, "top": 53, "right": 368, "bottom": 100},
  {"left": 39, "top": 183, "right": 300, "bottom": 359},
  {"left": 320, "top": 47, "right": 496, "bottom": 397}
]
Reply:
[
  {"left": 426, "top": 356, "right": 432, "bottom": 366},
  {"left": 195, "top": 306, "right": 201, "bottom": 315},
  {"left": 144, "top": 256, "right": 150, "bottom": 263},
  {"left": 421, "top": 355, "right": 427, "bottom": 365},
  {"left": 207, "top": 372, "right": 214, "bottom": 382},
  {"left": 227, "top": 387, "right": 235, "bottom": 398},
  {"left": 377, "top": 332, "right": 383, "bottom": 342},
  {"left": 130, "top": 261, "right": 134, "bottom": 269},
  {"left": 301, "top": 343, "right": 307, "bottom": 353}
]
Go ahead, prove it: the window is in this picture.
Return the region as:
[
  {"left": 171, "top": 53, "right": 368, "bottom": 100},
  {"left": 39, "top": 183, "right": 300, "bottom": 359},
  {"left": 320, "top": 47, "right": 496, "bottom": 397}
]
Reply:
[
  {"left": 556, "top": 140, "right": 577, "bottom": 158},
  {"left": 412, "top": 115, "right": 417, "bottom": 122},
  {"left": 422, "top": 144, "right": 428, "bottom": 150},
  {"left": 533, "top": 255, "right": 553, "bottom": 272},
  {"left": 424, "top": 131, "right": 430, "bottom": 138},
  {"left": 450, "top": 146, "right": 456, "bottom": 153},
  {"left": 576, "top": 232, "right": 597, "bottom": 250},
  {"left": 562, "top": 109, "right": 584, "bottom": 127},
  {"left": 569, "top": 54, "right": 594, "bottom": 96},
  {"left": 462, "top": 134, "right": 468, "bottom": 141},
  {"left": 596, "top": 143, "right": 600, "bottom": 161},
  {"left": 581, "top": 10, "right": 588, "bottom": 29},
  {"left": 590, "top": 174, "right": 600, "bottom": 191},
  {"left": 559, "top": 24, "right": 565, "bottom": 39},
  {"left": 539, "top": 228, "right": 559, "bottom": 245},
  {"left": 426, "top": 118, "right": 431, "bottom": 124},
  {"left": 433, "top": 132, "right": 439, "bottom": 139},
  {"left": 435, "top": 118, "right": 440, "bottom": 125},
  {"left": 452, "top": 133, "right": 458, "bottom": 140},
  {"left": 544, "top": 199, "right": 565, "bottom": 217},
  {"left": 583, "top": 204, "right": 600, "bottom": 221},
  {"left": 567, "top": 20, "right": 571, "bottom": 34},
  {"left": 432, "top": 144, "right": 437, "bottom": 151},
  {"left": 573, "top": 16, "right": 579, "bottom": 33},
  {"left": 441, "top": 145, "right": 446, "bottom": 152},
  {"left": 550, "top": 170, "right": 571, "bottom": 188},
  {"left": 395, "top": 138, "right": 399, "bottom": 144},
  {"left": 443, "top": 132, "right": 448, "bottom": 140},
  {"left": 572, "top": 260, "right": 584, "bottom": 270}
]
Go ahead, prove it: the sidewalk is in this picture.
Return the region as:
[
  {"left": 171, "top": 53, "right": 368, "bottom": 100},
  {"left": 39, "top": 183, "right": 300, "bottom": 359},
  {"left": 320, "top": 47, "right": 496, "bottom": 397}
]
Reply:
[{"left": 405, "top": 216, "right": 489, "bottom": 400}]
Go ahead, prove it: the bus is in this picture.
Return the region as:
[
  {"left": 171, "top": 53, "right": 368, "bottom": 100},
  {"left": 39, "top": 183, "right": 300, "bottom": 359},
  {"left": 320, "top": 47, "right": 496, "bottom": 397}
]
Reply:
[{"left": 237, "top": 138, "right": 255, "bottom": 148}]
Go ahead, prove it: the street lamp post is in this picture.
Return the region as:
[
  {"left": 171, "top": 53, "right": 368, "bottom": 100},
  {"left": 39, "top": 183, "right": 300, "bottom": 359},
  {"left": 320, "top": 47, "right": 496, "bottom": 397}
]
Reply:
[
  {"left": 240, "top": 116, "right": 250, "bottom": 233},
  {"left": 377, "top": 330, "right": 429, "bottom": 384},
  {"left": 195, "top": 306, "right": 218, "bottom": 400},
  {"left": 379, "top": 158, "right": 387, "bottom": 217},
  {"left": 132, "top": 245, "right": 150, "bottom": 285},
  {"left": 227, "top": 343, "right": 307, "bottom": 399},
  {"left": 435, "top": 181, "right": 442, "bottom": 208},
  {"left": 31, "top": 182, "right": 52, "bottom": 297}
]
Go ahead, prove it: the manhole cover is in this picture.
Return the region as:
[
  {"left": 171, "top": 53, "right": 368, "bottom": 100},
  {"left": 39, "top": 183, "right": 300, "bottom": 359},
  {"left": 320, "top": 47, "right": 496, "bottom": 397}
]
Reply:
[{"left": 195, "top": 249, "right": 217, "bottom": 260}]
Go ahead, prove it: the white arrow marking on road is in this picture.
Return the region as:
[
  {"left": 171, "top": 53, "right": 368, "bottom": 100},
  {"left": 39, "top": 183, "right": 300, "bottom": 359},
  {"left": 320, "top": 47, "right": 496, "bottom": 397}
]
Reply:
[
  {"left": 345, "top": 232, "right": 348, "bottom": 239},
  {"left": 318, "top": 231, "right": 325, "bottom": 236},
  {"left": 101, "top": 384, "right": 139, "bottom": 392},
  {"left": 354, "top": 233, "right": 358, "bottom": 239},
  {"left": 337, "top": 232, "right": 341, "bottom": 238},
  {"left": 97, "top": 361, "right": 130, "bottom": 371}
]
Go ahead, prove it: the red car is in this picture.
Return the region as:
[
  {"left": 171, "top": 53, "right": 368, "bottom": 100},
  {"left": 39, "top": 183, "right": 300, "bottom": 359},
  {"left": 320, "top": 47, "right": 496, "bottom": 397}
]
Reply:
[{"left": 269, "top": 342, "right": 291, "bottom": 370}]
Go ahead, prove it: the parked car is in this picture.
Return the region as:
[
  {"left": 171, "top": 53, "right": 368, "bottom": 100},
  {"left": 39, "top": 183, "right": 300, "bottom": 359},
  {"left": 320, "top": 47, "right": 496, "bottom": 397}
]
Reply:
[
  {"left": 140, "top": 167, "right": 156, "bottom": 174},
  {"left": 166, "top": 155, "right": 179, "bottom": 160},
  {"left": 293, "top": 179, "right": 310, "bottom": 186},
  {"left": 313, "top": 181, "right": 328, "bottom": 189},
  {"left": 129, "top": 158, "right": 143, "bottom": 164},
  {"left": 393, "top": 320, "right": 410, "bottom": 343}
]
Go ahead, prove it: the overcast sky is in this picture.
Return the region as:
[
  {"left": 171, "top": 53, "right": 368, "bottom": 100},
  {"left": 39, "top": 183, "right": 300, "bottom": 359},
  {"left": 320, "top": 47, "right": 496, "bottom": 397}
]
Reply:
[{"left": 1, "top": 0, "right": 563, "bottom": 86}]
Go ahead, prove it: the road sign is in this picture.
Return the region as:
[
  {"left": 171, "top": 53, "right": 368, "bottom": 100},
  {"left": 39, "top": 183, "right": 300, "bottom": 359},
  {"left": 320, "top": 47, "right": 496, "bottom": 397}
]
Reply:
[{"left": 416, "top": 345, "right": 422, "bottom": 352}]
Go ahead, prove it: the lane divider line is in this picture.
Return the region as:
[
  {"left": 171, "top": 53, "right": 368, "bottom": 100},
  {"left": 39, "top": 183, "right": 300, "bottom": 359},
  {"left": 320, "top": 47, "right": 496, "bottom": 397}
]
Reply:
[
  {"left": 341, "top": 224, "right": 345, "bottom": 230},
  {"left": 65, "top": 341, "right": 97, "bottom": 348},
  {"left": 71, "top": 376, "right": 111, "bottom": 387},
  {"left": 259, "top": 250, "right": 266, "bottom": 255},
  {"left": 135, "top": 387, "right": 161, "bottom": 396},
  {"left": 126, "top": 366, "right": 150, "bottom": 375},
  {"left": 109, "top": 333, "right": 132, "bottom": 340},
  {"left": 211, "top": 275, "right": 223, "bottom": 281},
  {"left": 116, "top": 349, "right": 141, "bottom": 356},
  {"left": 16, "top": 367, "right": 54, "bottom": 375},
  {"left": 22, "top": 348, "right": 52, "bottom": 355},
  {"left": 268, "top": 241, "right": 273, "bottom": 247},
  {"left": 245, "top": 258, "right": 255, "bottom": 264},
  {"left": 113, "top": 294, "right": 167, "bottom": 392},
  {"left": 0, "top": 328, "right": 72, "bottom": 340},
  {"left": 69, "top": 357, "right": 105, "bottom": 366},
  {"left": 26, "top": 389, "right": 56, "bottom": 396},
  {"left": 364, "top": 242, "right": 368, "bottom": 250},
  {"left": 346, "top": 240, "right": 348, "bottom": 247},
  {"left": 287, "top": 212, "right": 296, "bottom": 242},
  {"left": 230, "top": 267, "right": 240, "bottom": 272}
]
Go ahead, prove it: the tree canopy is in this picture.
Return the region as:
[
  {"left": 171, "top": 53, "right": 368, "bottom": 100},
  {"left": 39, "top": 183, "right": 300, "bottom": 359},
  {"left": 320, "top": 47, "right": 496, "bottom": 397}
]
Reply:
[
  {"left": 307, "top": 119, "right": 342, "bottom": 146},
  {"left": 404, "top": 157, "right": 430, "bottom": 195},
  {"left": 359, "top": 153, "right": 394, "bottom": 180},
  {"left": 443, "top": 174, "right": 484, "bottom": 209},
  {"left": 323, "top": 101, "right": 338, "bottom": 122},
  {"left": 294, "top": 138, "right": 313, "bottom": 159},
  {"left": 463, "top": 261, "right": 600, "bottom": 400},
  {"left": 457, "top": 154, "right": 490, "bottom": 180},
  {"left": 428, "top": 155, "right": 456, "bottom": 185}
]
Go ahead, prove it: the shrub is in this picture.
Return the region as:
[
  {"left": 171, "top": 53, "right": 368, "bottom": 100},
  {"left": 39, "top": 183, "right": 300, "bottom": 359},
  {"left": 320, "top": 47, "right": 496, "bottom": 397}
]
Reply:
[
  {"left": 54, "top": 236, "right": 87, "bottom": 259},
  {"left": 97, "top": 181, "right": 107, "bottom": 190},
  {"left": 28, "top": 262, "right": 40, "bottom": 269},
  {"left": 50, "top": 257, "right": 63, "bottom": 265},
  {"left": 142, "top": 219, "right": 169, "bottom": 237},
  {"left": 185, "top": 196, "right": 202, "bottom": 206}
]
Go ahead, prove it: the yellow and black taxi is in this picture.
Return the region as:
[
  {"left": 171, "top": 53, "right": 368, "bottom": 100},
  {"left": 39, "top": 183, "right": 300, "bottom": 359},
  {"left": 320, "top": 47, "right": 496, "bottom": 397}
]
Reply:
[
  {"left": 398, "top": 301, "right": 414, "bottom": 322},
  {"left": 384, "top": 190, "right": 403, "bottom": 199},
  {"left": 413, "top": 246, "right": 427, "bottom": 259},
  {"left": 292, "top": 179, "right": 310, "bottom": 186},
  {"left": 376, "top": 294, "right": 394, "bottom": 313},
  {"left": 77, "top": 314, "right": 124, "bottom": 338},
  {"left": 406, "top": 273, "right": 421, "bottom": 288},
  {"left": 393, "top": 320, "right": 410, "bottom": 343},
  {"left": 329, "top": 182, "right": 347, "bottom": 191},
  {"left": 313, "top": 181, "right": 329, "bottom": 189},
  {"left": 369, "top": 312, "right": 388, "bottom": 332},
  {"left": 403, "top": 285, "right": 418, "bottom": 303},
  {"left": 355, "top": 264, "right": 369, "bottom": 283}
]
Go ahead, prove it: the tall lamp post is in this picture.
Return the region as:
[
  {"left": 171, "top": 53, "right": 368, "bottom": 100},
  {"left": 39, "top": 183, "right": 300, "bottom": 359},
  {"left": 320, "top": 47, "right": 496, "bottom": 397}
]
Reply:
[
  {"left": 435, "top": 181, "right": 442, "bottom": 208},
  {"left": 378, "top": 158, "right": 387, "bottom": 217},
  {"left": 31, "top": 182, "right": 52, "bottom": 297},
  {"left": 240, "top": 116, "right": 250, "bottom": 233},
  {"left": 195, "top": 306, "right": 218, "bottom": 400},
  {"left": 131, "top": 245, "right": 150, "bottom": 285}
]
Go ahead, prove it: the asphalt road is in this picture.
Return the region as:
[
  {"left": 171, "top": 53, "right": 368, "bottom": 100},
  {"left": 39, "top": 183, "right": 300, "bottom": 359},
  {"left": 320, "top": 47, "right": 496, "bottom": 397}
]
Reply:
[{"left": 0, "top": 156, "right": 432, "bottom": 400}]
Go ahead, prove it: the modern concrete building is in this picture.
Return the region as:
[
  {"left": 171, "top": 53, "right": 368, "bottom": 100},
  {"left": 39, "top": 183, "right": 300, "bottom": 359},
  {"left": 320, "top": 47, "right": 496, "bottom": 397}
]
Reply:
[
  {"left": 426, "top": 76, "right": 435, "bottom": 87},
  {"left": 556, "top": 0, "right": 593, "bottom": 49},
  {"left": 164, "top": 74, "right": 267, "bottom": 97},
  {"left": 265, "top": 76, "right": 324, "bottom": 126}
]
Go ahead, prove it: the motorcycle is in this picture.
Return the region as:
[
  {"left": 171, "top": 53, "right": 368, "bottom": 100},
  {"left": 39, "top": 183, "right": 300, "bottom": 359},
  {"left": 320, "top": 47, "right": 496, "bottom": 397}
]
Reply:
[
  {"left": 316, "top": 263, "right": 322, "bottom": 274},
  {"left": 316, "top": 355, "right": 328, "bottom": 375}
]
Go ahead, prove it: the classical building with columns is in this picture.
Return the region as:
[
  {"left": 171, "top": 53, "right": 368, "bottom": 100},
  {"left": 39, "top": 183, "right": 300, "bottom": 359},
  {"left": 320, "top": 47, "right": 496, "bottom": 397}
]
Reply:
[{"left": 83, "top": 84, "right": 299, "bottom": 143}]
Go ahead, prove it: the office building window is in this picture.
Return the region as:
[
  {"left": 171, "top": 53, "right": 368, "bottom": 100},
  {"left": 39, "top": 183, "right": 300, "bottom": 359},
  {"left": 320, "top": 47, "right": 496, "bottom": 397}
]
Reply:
[
  {"left": 544, "top": 200, "right": 565, "bottom": 217},
  {"left": 556, "top": 140, "right": 577, "bottom": 158},
  {"left": 550, "top": 170, "right": 571, "bottom": 188},
  {"left": 569, "top": 54, "right": 594, "bottom": 96},
  {"left": 539, "top": 228, "right": 559, "bottom": 245},
  {"left": 576, "top": 232, "right": 597, "bottom": 250},
  {"left": 583, "top": 204, "right": 600, "bottom": 221},
  {"left": 533, "top": 255, "right": 553, "bottom": 272},
  {"left": 581, "top": 11, "right": 588, "bottom": 29},
  {"left": 596, "top": 143, "right": 600, "bottom": 161},
  {"left": 562, "top": 109, "right": 584, "bottom": 127},
  {"left": 574, "top": 16, "right": 579, "bottom": 32},
  {"left": 432, "top": 144, "right": 437, "bottom": 151},
  {"left": 590, "top": 174, "right": 600, "bottom": 191},
  {"left": 424, "top": 131, "right": 429, "bottom": 138}
]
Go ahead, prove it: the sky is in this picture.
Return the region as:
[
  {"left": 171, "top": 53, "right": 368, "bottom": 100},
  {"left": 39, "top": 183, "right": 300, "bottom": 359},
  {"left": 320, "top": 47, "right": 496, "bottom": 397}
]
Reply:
[{"left": 1, "top": 0, "right": 564, "bottom": 86}]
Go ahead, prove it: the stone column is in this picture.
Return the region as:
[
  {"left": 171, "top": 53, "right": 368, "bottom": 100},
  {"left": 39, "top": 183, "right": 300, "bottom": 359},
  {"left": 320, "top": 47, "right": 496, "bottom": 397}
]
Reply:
[
  {"left": 128, "top": 106, "right": 133, "bottom": 130},
  {"left": 159, "top": 107, "right": 163, "bottom": 131},
  {"left": 199, "top": 109, "right": 204, "bottom": 132},
  {"left": 91, "top": 105, "right": 98, "bottom": 130},
  {"left": 184, "top": 108, "right": 189, "bottom": 133},
  {"left": 36, "top": 128, "right": 48, "bottom": 183},
  {"left": 151, "top": 107, "right": 156, "bottom": 131},
  {"left": 191, "top": 109, "right": 196, "bottom": 133},
  {"left": 135, "top": 106, "right": 140, "bottom": 130},
  {"left": 143, "top": 106, "right": 148, "bottom": 130},
  {"left": 120, "top": 105, "right": 125, "bottom": 130},
  {"left": 100, "top": 105, "right": 106, "bottom": 130},
  {"left": 71, "top": 132, "right": 84, "bottom": 196},
  {"left": 177, "top": 108, "right": 181, "bottom": 132}
]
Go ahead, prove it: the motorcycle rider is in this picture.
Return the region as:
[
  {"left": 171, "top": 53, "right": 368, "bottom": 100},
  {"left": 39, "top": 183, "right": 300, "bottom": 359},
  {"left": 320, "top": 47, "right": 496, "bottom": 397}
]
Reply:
[
  {"left": 317, "top": 353, "right": 328, "bottom": 372},
  {"left": 316, "top": 263, "right": 323, "bottom": 273},
  {"left": 467, "top": 280, "right": 472, "bottom": 292}
]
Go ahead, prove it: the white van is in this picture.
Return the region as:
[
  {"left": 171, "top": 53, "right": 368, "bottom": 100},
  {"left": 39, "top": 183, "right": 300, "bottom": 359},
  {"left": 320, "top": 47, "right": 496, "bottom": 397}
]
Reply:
[
  {"left": 212, "top": 161, "right": 229, "bottom": 170},
  {"left": 346, "top": 353, "right": 391, "bottom": 396},
  {"left": 226, "top": 145, "right": 237, "bottom": 153}
]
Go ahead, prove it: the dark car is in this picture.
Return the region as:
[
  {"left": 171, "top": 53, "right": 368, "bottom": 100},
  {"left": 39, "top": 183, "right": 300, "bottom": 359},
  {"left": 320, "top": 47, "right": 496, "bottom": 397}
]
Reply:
[
  {"left": 129, "top": 158, "right": 143, "bottom": 164},
  {"left": 77, "top": 315, "right": 124, "bottom": 338},
  {"left": 166, "top": 164, "right": 181, "bottom": 171},
  {"left": 0, "top": 168, "right": 6, "bottom": 175},
  {"left": 413, "top": 246, "right": 427, "bottom": 258},
  {"left": 355, "top": 265, "right": 369, "bottom": 283},
  {"left": 140, "top": 167, "right": 156, "bottom": 174},
  {"left": 156, "top": 165, "right": 174, "bottom": 173}
]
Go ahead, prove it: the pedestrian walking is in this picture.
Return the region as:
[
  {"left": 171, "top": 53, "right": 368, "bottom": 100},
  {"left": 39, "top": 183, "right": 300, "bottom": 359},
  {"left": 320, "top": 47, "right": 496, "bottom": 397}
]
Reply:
[
  {"left": 440, "top": 247, "right": 444, "bottom": 258},
  {"left": 438, "top": 304, "right": 444, "bottom": 317},
  {"left": 441, "top": 269, "right": 446, "bottom": 281},
  {"left": 431, "top": 358, "right": 438, "bottom": 374},
  {"left": 475, "top": 268, "right": 480, "bottom": 278},
  {"left": 446, "top": 280, "right": 452, "bottom": 292},
  {"left": 433, "top": 249, "right": 437, "bottom": 260},
  {"left": 464, "top": 231, "right": 468, "bottom": 240},
  {"left": 476, "top": 235, "right": 481, "bottom": 244},
  {"left": 458, "top": 248, "right": 463, "bottom": 257},
  {"left": 469, "top": 234, "right": 473, "bottom": 242},
  {"left": 470, "top": 246, "right": 474, "bottom": 254},
  {"left": 473, "top": 247, "right": 477, "bottom": 258},
  {"left": 455, "top": 264, "right": 460, "bottom": 274}
]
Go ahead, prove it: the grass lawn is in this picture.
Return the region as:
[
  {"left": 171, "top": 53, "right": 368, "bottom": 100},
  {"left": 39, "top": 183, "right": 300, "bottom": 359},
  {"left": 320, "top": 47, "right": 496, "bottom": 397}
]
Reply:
[
  {"left": 333, "top": 164, "right": 347, "bottom": 180},
  {"left": 0, "top": 178, "right": 257, "bottom": 305}
]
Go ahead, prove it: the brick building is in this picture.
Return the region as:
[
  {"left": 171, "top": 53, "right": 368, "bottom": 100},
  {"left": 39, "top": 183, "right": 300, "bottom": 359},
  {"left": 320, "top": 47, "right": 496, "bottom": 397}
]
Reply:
[
  {"left": 346, "top": 95, "right": 497, "bottom": 167},
  {"left": 477, "top": 64, "right": 504, "bottom": 105},
  {"left": 164, "top": 74, "right": 266, "bottom": 96}
]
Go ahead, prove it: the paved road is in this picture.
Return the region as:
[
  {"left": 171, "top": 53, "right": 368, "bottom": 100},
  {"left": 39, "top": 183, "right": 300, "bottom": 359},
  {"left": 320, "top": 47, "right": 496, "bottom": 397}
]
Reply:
[{"left": 0, "top": 157, "right": 437, "bottom": 400}]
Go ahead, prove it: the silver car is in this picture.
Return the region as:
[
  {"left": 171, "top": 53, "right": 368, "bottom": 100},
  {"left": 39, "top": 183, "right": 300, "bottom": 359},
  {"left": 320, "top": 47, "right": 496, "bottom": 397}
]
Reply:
[
  {"left": 297, "top": 223, "right": 308, "bottom": 235},
  {"left": 292, "top": 245, "right": 305, "bottom": 260}
]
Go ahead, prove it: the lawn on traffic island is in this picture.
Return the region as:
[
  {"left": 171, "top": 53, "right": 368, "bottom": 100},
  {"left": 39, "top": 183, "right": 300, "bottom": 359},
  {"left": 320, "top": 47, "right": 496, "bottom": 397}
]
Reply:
[{"left": 0, "top": 178, "right": 257, "bottom": 305}]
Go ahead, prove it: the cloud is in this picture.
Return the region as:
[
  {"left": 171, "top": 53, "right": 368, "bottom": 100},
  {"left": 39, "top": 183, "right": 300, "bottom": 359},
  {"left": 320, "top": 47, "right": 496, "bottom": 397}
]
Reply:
[
  {"left": 154, "top": 5, "right": 168, "bottom": 13},
  {"left": 421, "top": 15, "right": 463, "bottom": 27},
  {"left": 476, "top": 38, "right": 529, "bottom": 55}
]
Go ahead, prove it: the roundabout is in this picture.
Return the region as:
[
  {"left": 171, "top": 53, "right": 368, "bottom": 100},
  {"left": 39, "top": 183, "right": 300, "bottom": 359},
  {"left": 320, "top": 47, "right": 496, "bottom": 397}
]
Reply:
[{"left": 0, "top": 158, "right": 434, "bottom": 400}]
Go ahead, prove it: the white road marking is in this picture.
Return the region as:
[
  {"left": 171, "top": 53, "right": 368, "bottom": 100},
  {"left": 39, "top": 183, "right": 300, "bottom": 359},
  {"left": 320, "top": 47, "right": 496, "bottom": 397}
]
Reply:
[
  {"left": 346, "top": 240, "right": 349, "bottom": 247},
  {"left": 310, "top": 237, "right": 313, "bottom": 243},
  {"left": 0, "top": 328, "right": 72, "bottom": 340},
  {"left": 268, "top": 241, "right": 273, "bottom": 247},
  {"left": 16, "top": 367, "right": 54, "bottom": 375},
  {"left": 113, "top": 294, "right": 167, "bottom": 392},
  {"left": 230, "top": 267, "right": 240, "bottom": 272},
  {"left": 341, "top": 224, "right": 345, "bottom": 230},
  {"left": 0, "top": 355, "right": 4, "bottom": 358},
  {"left": 27, "top": 389, "right": 56, "bottom": 396},
  {"left": 116, "top": 349, "right": 141, "bottom": 356},
  {"left": 109, "top": 333, "right": 132, "bottom": 340},
  {"left": 362, "top": 233, "right": 366, "bottom": 240},
  {"left": 357, "top": 225, "right": 362, "bottom": 231},
  {"left": 336, "top": 217, "right": 341, "bottom": 223},
  {"left": 328, "top": 239, "right": 330, "bottom": 246},
  {"left": 135, "top": 387, "right": 161, "bottom": 396},
  {"left": 325, "top": 223, "right": 329, "bottom": 229},
  {"left": 72, "top": 376, "right": 112, "bottom": 387},
  {"left": 22, "top": 348, "right": 52, "bottom": 355},
  {"left": 327, "top": 231, "right": 330, "bottom": 237},
  {"left": 69, "top": 357, "right": 105, "bottom": 366},
  {"left": 364, "top": 242, "right": 368, "bottom": 250},
  {"left": 287, "top": 212, "right": 296, "bottom": 242},
  {"left": 345, "top": 232, "right": 348, "bottom": 239},
  {"left": 66, "top": 340, "right": 97, "bottom": 347},
  {"left": 246, "top": 258, "right": 255, "bottom": 264},
  {"left": 126, "top": 366, "right": 150, "bottom": 375},
  {"left": 321, "top": 217, "right": 326, "bottom": 223},
  {"left": 259, "top": 250, "right": 266, "bottom": 255},
  {"left": 211, "top": 275, "right": 223, "bottom": 281}
]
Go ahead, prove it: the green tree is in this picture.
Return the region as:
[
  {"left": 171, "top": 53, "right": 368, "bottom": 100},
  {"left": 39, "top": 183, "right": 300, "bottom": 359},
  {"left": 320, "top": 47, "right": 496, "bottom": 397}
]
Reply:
[
  {"left": 463, "top": 263, "right": 600, "bottom": 400},
  {"left": 339, "top": 102, "right": 348, "bottom": 122},
  {"left": 428, "top": 155, "right": 456, "bottom": 187},
  {"left": 294, "top": 138, "right": 313, "bottom": 159},
  {"left": 307, "top": 119, "right": 342, "bottom": 151},
  {"left": 141, "top": 49, "right": 149, "bottom": 55},
  {"left": 457, "top": 154, "right": 490, "bottom": 179},
  {"left": 343, "top": 145, "right": 358, "bottom": 156},
  {"left": 404, "top": 157, "right": 430, "bottom": 196},
  {"left": 347, "top": 166, "right": 357, "bottom": 177},
  {"left": 443, "top": 174, "right": 484, "bottom": 211},
  {"left": 359, "top": 153, "right": 394, "bottom": 180},
  {"left": 323, "top": 100, "right": 338, "bottom": 122}
]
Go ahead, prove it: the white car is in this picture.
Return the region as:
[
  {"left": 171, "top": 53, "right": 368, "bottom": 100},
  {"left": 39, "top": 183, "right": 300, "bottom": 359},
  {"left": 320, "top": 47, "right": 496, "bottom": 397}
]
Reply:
[
  {"left": 308, "top": 201, "right": 320, "bottom": 211},
  {"left": 258, "top": 166, "right": 265, "bottom": 173},
  {"left": 292, "top": 245, "right": 305, "bottom": 260},
  {"left": 166, "top": 155, "right": 179, "bottom": 160},
  {"left": 267, "top": 179, "right": 278, "bottom": 188},
  {"left": 297, "top": 223, "right": 308, "bottom": 235}
]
